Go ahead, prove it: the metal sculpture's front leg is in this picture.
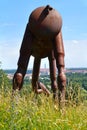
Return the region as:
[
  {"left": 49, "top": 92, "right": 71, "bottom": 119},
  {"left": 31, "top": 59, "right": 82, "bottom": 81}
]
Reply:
[
  {"left": 54, "top": 32, "right": 66, "bottom": 107},
  {"left": 32, "top": 58, "right": 50, "bottom": 96},
  {"left": 48, "top": 51, "right": 57, "bottom": 99},
  {"left": 13, "top": 52, "right": 30, "bottom": 91},
  {"left": 13, "top": 24, "right": 32, "bottom": 90}
]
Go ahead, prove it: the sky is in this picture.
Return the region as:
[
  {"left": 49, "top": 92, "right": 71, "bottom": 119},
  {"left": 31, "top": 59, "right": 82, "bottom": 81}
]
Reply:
[{"left": 0, "top": 0, "right": 87, "bottom": 69}]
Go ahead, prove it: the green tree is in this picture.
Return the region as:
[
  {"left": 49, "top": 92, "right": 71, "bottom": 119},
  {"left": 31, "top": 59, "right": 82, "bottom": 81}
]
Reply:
[{"left": 0, "top": 62, "right": 11, "bottom": 93}]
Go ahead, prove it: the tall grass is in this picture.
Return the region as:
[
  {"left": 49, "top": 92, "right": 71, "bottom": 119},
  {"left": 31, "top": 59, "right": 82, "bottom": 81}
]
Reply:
[{"left": 0, "top": 87, "right": 87, "bottom": 130}]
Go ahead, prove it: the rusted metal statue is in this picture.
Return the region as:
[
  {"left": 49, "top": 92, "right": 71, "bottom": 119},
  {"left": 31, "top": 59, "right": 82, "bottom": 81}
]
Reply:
[{"left": 13, "top": 5, "right": 66, "bottom": 106}]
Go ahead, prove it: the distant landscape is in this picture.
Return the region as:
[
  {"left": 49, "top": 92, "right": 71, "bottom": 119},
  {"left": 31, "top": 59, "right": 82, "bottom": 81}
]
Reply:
[
  {"left": 4, "top": 67, "right": 87, "bottom": 75},
  {"left": 3, "top": 68, "right": 87, "bottom": 91}
]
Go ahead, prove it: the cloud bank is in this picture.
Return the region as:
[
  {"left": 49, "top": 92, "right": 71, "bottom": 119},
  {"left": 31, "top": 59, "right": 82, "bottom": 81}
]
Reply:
[{"left": 0, "top": 40, "right": 87, "bottom": 69}]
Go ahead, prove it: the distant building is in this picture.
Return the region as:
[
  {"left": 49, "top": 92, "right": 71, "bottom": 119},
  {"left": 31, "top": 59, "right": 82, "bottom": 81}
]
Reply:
[
  {"left": 65, "top": 68, "right": 87, "bottom": 74},
  {"left": 40, "top": 68, "right": 49, "bottom": 75},
  {"left": 4, "top": 68, "right": 87, "bottom": 80}
]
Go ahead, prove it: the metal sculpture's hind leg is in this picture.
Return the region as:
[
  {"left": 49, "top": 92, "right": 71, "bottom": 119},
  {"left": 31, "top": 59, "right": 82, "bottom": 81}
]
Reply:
[
  {"left": 13, "top": 24, "right": 32, "bottom": 90},
  {"left": 54, "top": 32, "right": 66, "bottom": 107},
  {"left": 32, "top": 58, "right": 50, "bottom": 96},
  {"left": 48, "top": 51, "right": 57, "bottom": 99}
]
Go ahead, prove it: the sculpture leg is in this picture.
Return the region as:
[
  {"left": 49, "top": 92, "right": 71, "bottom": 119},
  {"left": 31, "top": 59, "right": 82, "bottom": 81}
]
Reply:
[
  {"left": 13, "top": 24, "right": 32, "bottom": 90},
  {"left": 48, "top": 51, "right": 57, "bottom": 99},
  {"left": 54, "top": 32, "right": 66, "bottom": 107},
  {"left": 32, "top": 58, "right": 50, "bottom": 96}
]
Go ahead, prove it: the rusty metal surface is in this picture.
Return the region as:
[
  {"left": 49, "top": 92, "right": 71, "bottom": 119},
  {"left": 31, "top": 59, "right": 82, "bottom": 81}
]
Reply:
[
  {"left": 13, "top": 5, "right": 66, "bottom": 106},
  {"left": 29, "top": 5, "right": 62, "bottom": 40}
]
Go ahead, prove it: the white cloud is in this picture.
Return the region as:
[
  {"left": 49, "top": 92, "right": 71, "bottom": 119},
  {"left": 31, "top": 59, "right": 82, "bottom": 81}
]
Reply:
[
  {"left": 72, "top": 40, "right": 79, "bottom": 44},
  {"left": 64, "top": 40, "right": 87, "bottom": 68},
  {"left": 63, "top": 26, "right": 73, "bottom": 32},
  {"left": 0, "top": 40, "right": 87, "bottom": 69},
  {"left": 0, "top": 22, "right": 16, "bottom": 28},
  {"left": 0, "top": 40, "right": 20, "bottom": 69}
]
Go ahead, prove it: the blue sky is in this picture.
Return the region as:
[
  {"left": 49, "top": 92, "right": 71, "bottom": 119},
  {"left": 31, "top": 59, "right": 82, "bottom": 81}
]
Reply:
[{"left": 0, "top": 0, "right": 87, "bottom": 69}]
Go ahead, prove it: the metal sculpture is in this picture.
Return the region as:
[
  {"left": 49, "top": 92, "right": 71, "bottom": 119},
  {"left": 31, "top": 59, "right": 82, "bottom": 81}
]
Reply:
[{"left": 13, "top": 5, "right": 66, "bottom": 105}]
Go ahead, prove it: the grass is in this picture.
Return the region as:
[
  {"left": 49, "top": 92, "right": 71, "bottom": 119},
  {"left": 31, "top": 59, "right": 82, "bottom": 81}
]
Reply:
[{"left": 0, "top": 88, "right": 87, "bottom": 130}]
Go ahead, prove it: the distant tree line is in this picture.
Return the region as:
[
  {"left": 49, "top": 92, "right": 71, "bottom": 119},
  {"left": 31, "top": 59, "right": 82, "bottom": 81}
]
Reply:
[{"left": 66, "top": 73, "right": 87, "bottom": 90}]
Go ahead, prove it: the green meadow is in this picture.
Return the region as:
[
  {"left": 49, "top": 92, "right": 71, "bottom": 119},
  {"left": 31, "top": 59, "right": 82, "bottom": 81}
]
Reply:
[
  {"left": 0, "top": 89, "right": 87, "bottom": 130},
  {"left": 0, "top": 69, "right": 87, "bottom": 130}
]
